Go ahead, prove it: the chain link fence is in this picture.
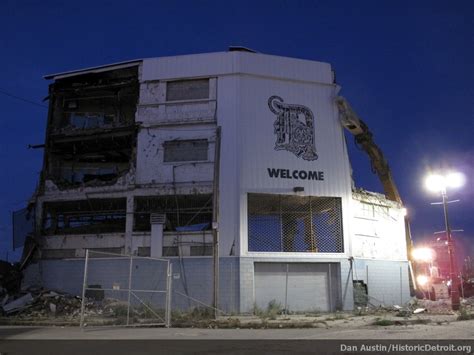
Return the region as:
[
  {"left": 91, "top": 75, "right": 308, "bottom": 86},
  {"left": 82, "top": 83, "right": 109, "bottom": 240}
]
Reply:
[
  {"left": 248, "top": 193, "right": 344, "bottom": 253},
  {"left": 80, "top": 250, "right": 171, "bottom": 328}
]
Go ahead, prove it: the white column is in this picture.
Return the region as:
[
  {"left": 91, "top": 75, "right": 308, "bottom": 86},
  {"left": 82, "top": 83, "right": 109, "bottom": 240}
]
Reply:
[
  {"left": 124, "top": 195, "right": 134, "bottom": 254},
  {"left": 150, "top": 214, "right": 165, "bottom": 257}
]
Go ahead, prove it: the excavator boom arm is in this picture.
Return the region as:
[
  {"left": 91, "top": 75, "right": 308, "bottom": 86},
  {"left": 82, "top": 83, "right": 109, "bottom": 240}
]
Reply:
[
  {"left": 336, "top": 96, "right": 414, "bottom": 285},
  {"left": 336, "top": 96, "right": 401, "bottom": 203}
]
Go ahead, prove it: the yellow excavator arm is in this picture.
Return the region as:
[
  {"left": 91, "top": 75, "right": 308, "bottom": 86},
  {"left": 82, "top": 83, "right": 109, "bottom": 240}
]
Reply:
[
  {"left": 336, "top": 96, "right": 402, "bottom": 203},
  {"left": 336, "top": 96, "right": 415, "bottom": 288}
]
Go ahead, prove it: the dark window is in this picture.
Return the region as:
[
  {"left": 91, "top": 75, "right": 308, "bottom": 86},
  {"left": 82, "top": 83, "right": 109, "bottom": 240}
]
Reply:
[
  {"left": 42, "top": 198, "right": 126, "bottom": 235},
  {"left": 51, "top": 66, "right": 139, "bottom": 132},
  {"left": 137, "top": 247, "right": 151, "bottom": 257},
  {"left": 166, "top": 79, "right": 209, "bottom": 101},
  {"left": 190, "top": 245, "right": 213, "bottom": 256},
  {"left": 163, "top": 139, "right": 208, "bottom": 162},
  {"left": 88, "top": 248, "right": 123, "bottom": 257},
  {"left": 162, "top": 246, "right": 179, "bottom": 257},
  {"left": 42, "top": 249, "right": 76, "bottom": 259},
  {"left": 134, "top": 194, "right": 212, "bottom": 232},
  {"left": 248, "top": 193, "right": 344, "bottom": 253}
]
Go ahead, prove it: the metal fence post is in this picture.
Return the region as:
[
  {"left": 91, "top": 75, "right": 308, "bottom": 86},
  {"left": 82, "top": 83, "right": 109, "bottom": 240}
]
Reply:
[
  {"left": 284, "top": 263, "right": 289, "bottom": 314},
  {"left": 400, "top": 266, "right": 403, "bottom": 304},
  {"left": 80, "top": 249, "right": 89, "bottom": 329},
  {"left": 165, "top": 262, "right": 173, "bottom": 328},
  {"left": 126, "top": 255, "right": 133, "bottom": 326},
  {"left": 328, "top": 263, "right": 333, "bottom": 311}
]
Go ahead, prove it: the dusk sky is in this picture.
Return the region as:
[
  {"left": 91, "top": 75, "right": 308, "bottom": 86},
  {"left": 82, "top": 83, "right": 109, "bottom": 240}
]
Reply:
[{"left": 1, "top": 0, "right": 472, "bottom": 261}]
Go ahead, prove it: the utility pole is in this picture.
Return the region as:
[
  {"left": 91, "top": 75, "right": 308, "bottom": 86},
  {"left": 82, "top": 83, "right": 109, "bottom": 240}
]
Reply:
[
  {"left": 441, "top": 189, "right": 460, "bottom": 310},
  {"left": 425, "top": 171, "right": 465, "bottom": 311},
  {"left": 212, "top": 126, "right": 221, "bottom": 318}
]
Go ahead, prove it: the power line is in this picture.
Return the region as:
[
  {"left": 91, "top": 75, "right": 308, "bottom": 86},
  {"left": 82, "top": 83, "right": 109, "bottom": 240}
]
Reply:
[{"left": 0, "top": 88, "right": 47, "bottom": 109}]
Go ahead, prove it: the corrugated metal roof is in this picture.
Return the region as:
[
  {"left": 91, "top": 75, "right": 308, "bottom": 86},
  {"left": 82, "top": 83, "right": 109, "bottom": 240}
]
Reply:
[{"left": 44, "top": 59, "right": 143, "bottom": 80}]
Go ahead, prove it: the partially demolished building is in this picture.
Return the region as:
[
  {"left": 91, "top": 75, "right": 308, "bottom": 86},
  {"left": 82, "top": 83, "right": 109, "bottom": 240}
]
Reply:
[{"left": 21, "top": 50, "right": 411, "bottom": 312}]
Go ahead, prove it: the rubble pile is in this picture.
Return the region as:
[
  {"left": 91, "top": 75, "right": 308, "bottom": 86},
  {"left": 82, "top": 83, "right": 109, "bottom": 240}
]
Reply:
[
  {"left": 0, "top": 288, "right": 162, "bottom": 325},
  {"left": 461, "top": 296, "right": 474, "bottom": 308},
  {"left": 414, "top": 298, "right": 453, "bottom": 314},
  {"left": 1, "top": 289, "right": 86, "bottom": 318}
]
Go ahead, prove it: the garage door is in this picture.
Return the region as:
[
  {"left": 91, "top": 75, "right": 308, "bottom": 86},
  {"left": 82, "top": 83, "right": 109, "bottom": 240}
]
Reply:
[{"left": 254, "top": 263, "right": 330, "bottom": 312}]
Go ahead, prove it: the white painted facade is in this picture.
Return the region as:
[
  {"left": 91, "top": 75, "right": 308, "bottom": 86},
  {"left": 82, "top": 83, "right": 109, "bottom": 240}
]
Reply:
[
  {"left": 137, "top": 51, "right": 354, "bottom": 258},
  {"left": 30, "top": 51, "right": 410, "bottom": 312}
]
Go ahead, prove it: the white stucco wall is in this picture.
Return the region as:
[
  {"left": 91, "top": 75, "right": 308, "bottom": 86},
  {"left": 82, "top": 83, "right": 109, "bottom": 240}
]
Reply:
[{"left": 351, "top": 192, "right": 408, "bottom": 261}]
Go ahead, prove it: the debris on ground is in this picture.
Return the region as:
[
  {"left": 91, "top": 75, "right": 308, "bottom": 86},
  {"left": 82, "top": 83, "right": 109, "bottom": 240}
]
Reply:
[
  {"left": 2, "top": 293, "right": 34, "bottom": 314},
  {"left": 462, "top": 296, "right": 474, "bottom": 307},
  {"left": 1, "top": 289, "right": 83, "bottom": 318},
  {"left": 413, "top": 308, "right": 427, "bottom": 314},
  {"left": 415, "top": 298, "right": 454, "bottom": 314},
  {"left": 0, "top": 287, "right": 168, "bottom": 327}
]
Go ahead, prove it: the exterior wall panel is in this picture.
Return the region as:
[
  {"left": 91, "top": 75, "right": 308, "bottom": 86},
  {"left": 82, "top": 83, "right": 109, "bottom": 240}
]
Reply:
[
  {"left": 236, "top": 75, "right": 352, "bottom": 257},
  {"left": 135, "top": 126, "right": 215, "bottom": 185}
]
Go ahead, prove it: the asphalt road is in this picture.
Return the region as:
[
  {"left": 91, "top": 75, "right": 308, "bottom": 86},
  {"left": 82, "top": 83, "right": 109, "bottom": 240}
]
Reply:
[{"left": 1, "top": 322, "right": 473, "bottom": 355}]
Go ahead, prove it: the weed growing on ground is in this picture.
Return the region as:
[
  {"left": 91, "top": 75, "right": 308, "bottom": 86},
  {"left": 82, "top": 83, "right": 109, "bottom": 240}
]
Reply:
[
  {"left": 457, "top": 306, "right": 473, "bottom": 321},
  {"left": 373, "top": 318, "right": 395, "bottom": 326},
  {"left": 325, "top": 312, "right": 346, "bottom": 321},
  {"left": 253, "top": 300, "right": 284, "bottom": 320}
]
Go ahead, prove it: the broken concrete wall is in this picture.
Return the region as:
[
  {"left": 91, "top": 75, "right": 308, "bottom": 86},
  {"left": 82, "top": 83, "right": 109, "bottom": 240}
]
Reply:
[
  {"left": 350, "top": 259, "right": 411, "bottom": 306},
  {"left": 135, "top": 126, "right": 215, "bottom": 185},
  {"left": 43, "top": 66, "right": 139, "bottom": 190},
  {"left": 351, "top": 191, "right": 407, "bottom": 261},
  {"left": 137, "top": 78, "right": 217, "bottom": 125}
]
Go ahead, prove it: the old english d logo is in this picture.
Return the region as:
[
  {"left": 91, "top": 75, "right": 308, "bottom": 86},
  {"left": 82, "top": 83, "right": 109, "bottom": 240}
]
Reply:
[{"left": 268, "top": 96, "right": 318, "bottom": 161}]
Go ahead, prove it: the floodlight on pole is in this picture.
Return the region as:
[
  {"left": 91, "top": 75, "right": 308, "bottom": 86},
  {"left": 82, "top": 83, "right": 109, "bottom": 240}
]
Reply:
[
  {"left": 425, "top": 171, "right": 465, "bottom": 311},
  {"left": 416, "top": 274, "right": 430, "bottom": 287},
  {"left": 412, "top": 247, "right": 434, "bottom": 263},
  {"left": 425, "top": 172, "right": 465, "bottom": 193}
]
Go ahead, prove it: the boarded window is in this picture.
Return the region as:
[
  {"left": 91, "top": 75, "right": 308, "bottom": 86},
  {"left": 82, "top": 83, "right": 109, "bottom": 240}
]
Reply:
[
  {"left": 163, "top": 140, "right": 208, "bottom": 162},
  {"left": 166, "top": 79, "right": 209, "bottom": 101},
  {"left": 248, "top": 193, "right": 344, "bottom": 253}
]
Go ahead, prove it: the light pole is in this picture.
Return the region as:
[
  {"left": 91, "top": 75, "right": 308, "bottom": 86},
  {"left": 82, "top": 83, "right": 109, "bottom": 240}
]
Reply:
[{"left": 425, "top": 172, "right": 465, "bottom": 310}]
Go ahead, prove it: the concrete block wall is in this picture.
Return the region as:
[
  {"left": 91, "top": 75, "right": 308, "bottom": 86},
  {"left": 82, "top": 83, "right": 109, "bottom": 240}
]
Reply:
[
  {"left": 351, "top": 259, "right": 411, "bottom": 306},
  {"left": 239, "top": 258, "right": 255, "bottom": 313},
  {"left": 22, "top": 256, "right": 240, "bottom": 314},
  {"left": 168, "top": 257, "right": 239, "bottom": 313},
  {"left": 340, "top": 259, "right": 354, "bottom": 311}
]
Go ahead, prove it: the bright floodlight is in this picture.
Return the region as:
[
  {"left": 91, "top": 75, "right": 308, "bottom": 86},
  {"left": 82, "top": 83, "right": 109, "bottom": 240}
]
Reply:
[
  {"left": 412, "top": 247, "right": 434, "bottom": 262},
  {"left": 416, "top": 274, "right": 429, "bottom": 287},
  {"left": 401, "top": 208, "right": 407, "bottom": 217},
  {"left": 425, "top": 174, "right": 446, "bottom": 192},
  {"left": 425, "top": 171, "right": 465, "bottom": 192},
  {"left": 446, "top": 172, "right": 465, "bottom": 189}
]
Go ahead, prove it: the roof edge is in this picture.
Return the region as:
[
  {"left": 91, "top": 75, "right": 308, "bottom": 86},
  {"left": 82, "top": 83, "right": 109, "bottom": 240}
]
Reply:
[{"left": 44, "top": 59, "right": 143, "bottom": 80}]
